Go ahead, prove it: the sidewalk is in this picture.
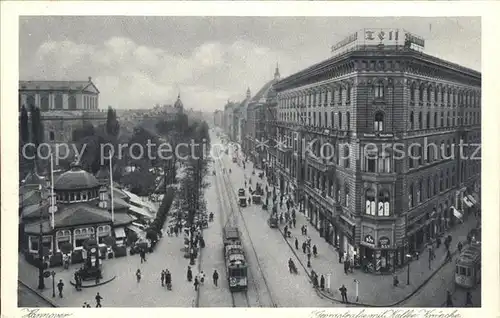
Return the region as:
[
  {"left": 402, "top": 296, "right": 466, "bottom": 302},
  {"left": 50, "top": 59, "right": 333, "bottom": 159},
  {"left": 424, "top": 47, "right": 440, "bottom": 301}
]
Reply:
[{"left": 243, "top": 157, "right": 478, "bottom": 306}]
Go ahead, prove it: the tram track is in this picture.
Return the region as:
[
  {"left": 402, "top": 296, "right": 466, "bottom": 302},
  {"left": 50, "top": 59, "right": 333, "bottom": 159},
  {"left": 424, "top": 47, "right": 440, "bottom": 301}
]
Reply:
[
  {"left": 218, "top": 156, "right": 278, "bottom": 308},
  {"left": 213, "top": 157, "right": 251, "bottom": 307}
]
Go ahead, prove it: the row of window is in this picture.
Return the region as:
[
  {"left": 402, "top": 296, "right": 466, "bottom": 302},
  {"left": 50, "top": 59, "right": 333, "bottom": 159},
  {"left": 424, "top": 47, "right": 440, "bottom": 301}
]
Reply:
[
  {"left": 409, "top": 83, "right": 480, "bottom": 108},
  {"left": 279, "top": 111, "right": 353, "bottom": 130},
  {"left": 24, "top": 94, "right": 98, "bottom": 111},
  {"left": 409, "top": 111, "right": 480, "bottom": 130},
  {"left": 408, "top": 170, "right": 457, "bottom": 208},
  {"left": 365, "top": 189, "right": 391, "bottom": 216},
  {"left": 279, "top": 85, "right": 352, "bottom": 109},
  {"left": 56, "top": 189, "right": 100, "bottom": 203}
]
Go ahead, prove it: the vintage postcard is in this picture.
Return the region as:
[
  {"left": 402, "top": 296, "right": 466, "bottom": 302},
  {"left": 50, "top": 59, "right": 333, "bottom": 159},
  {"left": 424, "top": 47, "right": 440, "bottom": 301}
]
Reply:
[{"left": 1, "top": 1, "right": 499, "bottom": 318}]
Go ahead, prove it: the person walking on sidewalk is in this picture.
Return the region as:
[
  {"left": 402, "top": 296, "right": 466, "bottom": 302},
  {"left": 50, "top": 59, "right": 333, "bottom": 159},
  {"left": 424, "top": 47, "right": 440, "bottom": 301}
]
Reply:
[
  {"left": 320, "top": 275, "right": 325, "bottom": 290},
  {"left": 187, "top": 266, "right": 193, "bottom": 282},
  {"left": 344, "top": 260, "right": 350, "bottom": 275},
  {"left": 339, "top": 285, "right": 348, "bottom": 303},
  {"left": 457, "top": 241, "right": 463, "bottom": 254},
  {"left": 136, "top": 269, "right": 142, "bottom": 282},
  {"left": 199, "top": 271, "right": 205, "bottom": 285},
  {"left": 161, "top": 270, "right": 165, "bottom": 286},
  {"left": 313, "top": 245, "right": 317, "bottom": 257},
  {"left": 302, "top": 241, "right": 307, "bottom": 253},
  {"left": 57, "top": 279, "right": 64, "bottom": 298},
  {"left": 139, "top": 249, "right": 147, "bottom": 263},
  {"left": 295, "top": 238, "right": 299, "bottom": 250},
  {"left": 213, "top": 270, "right": 219, "bottom": 287},
  {"left": 95, "top": 292, "right": 103, "bottom": 307},
  {"left": 445, "top": 249, "right": 452, "bottom": 263},
  {"left": 194, "top": 277, "right": 200, "bottom": 291},
  {"left": 338, "top": 250, "right": 343, "bottom": 263}
]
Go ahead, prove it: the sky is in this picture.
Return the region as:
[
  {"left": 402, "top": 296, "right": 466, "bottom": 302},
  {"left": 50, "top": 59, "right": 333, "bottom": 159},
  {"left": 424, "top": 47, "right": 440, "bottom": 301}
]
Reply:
[{"left": 19, "top": 16, "right": 481, "bottom": 112}]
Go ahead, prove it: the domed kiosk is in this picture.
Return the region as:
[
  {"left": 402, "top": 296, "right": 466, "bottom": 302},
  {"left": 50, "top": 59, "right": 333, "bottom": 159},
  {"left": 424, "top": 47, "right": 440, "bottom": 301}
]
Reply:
[{"left": 21, "top": 163, "right": 135, "bottom": 270}]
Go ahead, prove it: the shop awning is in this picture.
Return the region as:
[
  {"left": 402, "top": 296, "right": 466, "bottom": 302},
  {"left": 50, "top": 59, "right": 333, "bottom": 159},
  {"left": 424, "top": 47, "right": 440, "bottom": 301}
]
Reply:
[
  {"left": 126, "top": 224, "right": 144, "bottom": 235},
  {"left": 128, "top": 204, "right": 154, "bottom": 219},
  {"left": 452, "top": 207, "right": 463, "bottom": 220},
  {"left": 463, "top": 197, "right": 473, "bottom": 208},
  {"left": 114, "top": 227, "right": 126, "bottom": 238},
  {"left": 467, "top": 195, "right": 477, "bottom": 205}
]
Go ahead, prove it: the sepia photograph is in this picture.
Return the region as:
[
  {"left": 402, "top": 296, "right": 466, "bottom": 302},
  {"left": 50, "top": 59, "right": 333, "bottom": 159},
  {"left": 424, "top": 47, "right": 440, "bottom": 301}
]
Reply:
[{"left": 1, "top": 2, "right": 498, "bottom": 315}]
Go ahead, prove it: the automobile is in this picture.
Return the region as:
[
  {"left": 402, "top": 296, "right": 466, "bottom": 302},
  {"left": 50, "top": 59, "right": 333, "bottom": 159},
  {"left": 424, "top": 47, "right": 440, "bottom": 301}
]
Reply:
[
  {"left": 239, "top": 197, "right": 247, "bottom": 207},
  {"left": 238, "top": 188, "right": 246, "bottom": 197}
]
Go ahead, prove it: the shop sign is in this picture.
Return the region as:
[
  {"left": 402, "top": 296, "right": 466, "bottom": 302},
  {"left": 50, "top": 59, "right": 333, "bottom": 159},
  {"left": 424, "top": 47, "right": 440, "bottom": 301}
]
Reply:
[
  {"left": 378, "top": 236, "right": 391, "bottom": 249},
  {"left": 364, "top": 235, "right": 375, "bottom": 245}
]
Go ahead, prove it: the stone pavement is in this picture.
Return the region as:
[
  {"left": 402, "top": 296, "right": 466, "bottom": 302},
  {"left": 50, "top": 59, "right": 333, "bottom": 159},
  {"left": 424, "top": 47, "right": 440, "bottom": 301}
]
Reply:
[{"left": 243, "top": 157, "right": 478, "bottom": 307}]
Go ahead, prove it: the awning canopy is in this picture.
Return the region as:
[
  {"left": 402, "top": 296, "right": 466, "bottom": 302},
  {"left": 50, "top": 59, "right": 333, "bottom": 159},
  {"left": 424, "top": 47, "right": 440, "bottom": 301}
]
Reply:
[
  {"left": 452, "top": 207, "right": 463, "bottom": 220},
  {"left": 114, "top": 227, "right": 126, "bottom": 238},
  {"left": 128, "top": 204, "right": 154, "bottom": 219},
  {"left": 467, "top": 195, "right": 477, "bottom": 205},
  {"left": 463, "top": 197, "right": 473, "bottom": 208},
  {"left": 127, "top": 224, "right": 144, "bottom": 234}
]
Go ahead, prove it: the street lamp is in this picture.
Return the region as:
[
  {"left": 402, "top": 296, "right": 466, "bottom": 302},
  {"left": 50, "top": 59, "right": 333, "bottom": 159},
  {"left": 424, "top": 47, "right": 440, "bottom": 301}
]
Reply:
[
  {"left": 37, "top": 184, "right": 45, "bottom": 290},
  {"left": 406, "top": 253, "right": 412, "bottom": 285},
  {"left": 51, "top": 271, "right": 56, "bottom": 297}
]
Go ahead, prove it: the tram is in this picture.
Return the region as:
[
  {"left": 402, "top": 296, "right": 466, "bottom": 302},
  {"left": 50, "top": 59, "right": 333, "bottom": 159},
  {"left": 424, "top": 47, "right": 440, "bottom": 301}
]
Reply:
[
  {"left": 223, "top": 227, "right": 248, "bottom": 291},
  {"left": 455, "top": 229, "right": 481, "bottom": 289}
]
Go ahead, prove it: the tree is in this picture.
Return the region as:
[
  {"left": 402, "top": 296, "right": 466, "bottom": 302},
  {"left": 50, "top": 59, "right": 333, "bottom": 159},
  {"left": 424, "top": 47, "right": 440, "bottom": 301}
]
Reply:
[
  {"left": 72, "top": 122, "right": 95, "bottom": 141},
  {"left": 106, "top": 106, "right": 120, "bottom": 137},
  {"left": 30, "top": 105, "right": 43, "bottom": 146},
  {"left": 20, "top": 105, "right": 29, "bottom": 143}
]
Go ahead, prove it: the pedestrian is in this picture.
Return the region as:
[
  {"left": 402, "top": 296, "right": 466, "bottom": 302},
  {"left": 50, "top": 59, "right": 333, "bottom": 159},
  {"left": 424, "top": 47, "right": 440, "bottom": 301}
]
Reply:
[
  {"left": 200, "top": 237, "right": 206, "bottom": 248},
  {"left": 339, "top": 285, "right": 348, "bottom": 303},
  {"left": 312, "top": 274, "right": 319, "bottom": 288},
  {"left": 307, "top": 252, "right": 312, "bottom": 262},
  {"left": 187, "top": 266, "right": 193, "bottom": 282},
  {"left": 302, "top": 241, "right": 307, "bottom": 253},
  {"left": 320, "top": 275, "right": 325, "bottom": 290},
  {"left": 301, "top": 225, "right": 304, "bottom": 235},
  {"left": 161, "top": 270, "right": 165, "bottom": 286},
  {"left": 465, "top": 291, "right": 473, "bottom": 306},
  {"left": 165, "top": 270, "right": 172, "bottom": 290},
  {"left": 338, "top": 250, "right": 343, "bottom": 263},
  {"left": 457, "top": 241, "right": 463, "bottom": 253},
  {"left": 248, "top": 197, "right": 251, "bottom": 205},
  {"left": 446, "top": 290, "right": 453, "bottom": 307},
  {"left": 313, "top": 245, "right": 317, "bottom": 257},
  {"left": 200, "top": 271, "right": 205, "bottom": 285},
  {"left": 74, "top": 272, "right": 79, "bottom": 291},
  {"left": 213, "top": 270, "right": 219, "bottom": 287},
  {"left": 292, "top": 218, "right": 296, "bottom": 228},
  {"left": 284, "top": 225, "right": 288, "bottom": 238},
  {"left": 194, "top": 277, "right": 199, "bottom": 291},
  {"left": 95, "top": 292, "right": 103, "bottom": 307},
  {"left": 295, "top": 238, "right": 299, "bottom": 250},
  {"left": 304, "top": 225, "right": 308, "bottom": 236},
  {"left": 83, "top": 302, "right": 87, "bottom": 308},
  {"left": 344, "top": 260, "right": 349, "bottom": 275},
  {"left": 136, "top": 269, "right": 142, "bottom": 282},
  {"left": 140, "top": 249, "right": 147, "bottom": 263},
  {"left": 57, "top": 279, "right": 64, "bottom": 298}
]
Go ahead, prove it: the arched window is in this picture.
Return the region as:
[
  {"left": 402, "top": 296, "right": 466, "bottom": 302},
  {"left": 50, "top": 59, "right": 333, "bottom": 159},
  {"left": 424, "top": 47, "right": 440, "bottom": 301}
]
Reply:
[
  {"left": 49, "top": 131, "right": 55, "bottom": 141},
  {"left": 343, "top": 145, "right": 350, "bottom": 168},
  {"left": 338, "top": 112, "right": 342, "bottom": 130},
  {"left": 410, "top": 83, "right": 416, "bottom": 101},
  {"left": 418, "top": 112, "right": 423, "bottom": 129},
  {"left": 365, "top": 188, "right": 376, "bottom": 215},
  {"left": 434, "top": 112, "right": 438, "bottom": 128},
  {"left": 346, "top": 85, "right": 351, "bottom": 103},
  {"left": 69, "top": 95, "right": 77, "bottom": 110},
  {"left": 375, "top": 81, "right": 384, "bottom": 98},
  {"left": 344, "top": 184, "right": 350, "bottom": 207},
  {"left": 379, "top": 189, "right": 391, "bottom": 216},
  {"left": 346, "top": 112, "right": 351, "bottom": 130},
  {"left": 374, "top": 112, "right": 384, "bottom": 131},
  {"left": 41, "top": 95, "right": 49, "bottom": 111},
  {"left": 408, "top": 183, "right": 414, "bottom": 208},
  {"left": 55, "top": 94, "right": 63, "bottom": 109},
  {"left": 426, "top": 112, "right": 430, "bottom": 129},
  {"left": 419, "top": 85, "right": 424, "bottom": 101},
  {"left": 446, "top": 112, "right": 450, "bottom": 126},
  {"left": 427, "top": 86, "right": 432, "bottom": 102},
  {"left": 409, "top": 111, "right": 414, "bottom": 130},
  {"left": 446, "top": 170, "right": 450, "bottom": 189},
  {"left": 330, "top": 112, "right": 334, "bottom": 128},
  {"left": 441, "top": 112, "right": 444, "bottom": 127},
  {"left": 338, "top": 87, "right": 343, "bottom": 104},
  {"left": 434, "top": 87, "right": 438, "bottom": 102},
  {"left": 27, "top": 95, "right": 36, "bottom": 108}
]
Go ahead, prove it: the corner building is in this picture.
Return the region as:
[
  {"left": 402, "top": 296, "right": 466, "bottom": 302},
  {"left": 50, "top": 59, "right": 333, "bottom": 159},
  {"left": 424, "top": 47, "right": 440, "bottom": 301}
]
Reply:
[{"left": 271, "top": 28, "right": 481, "bottom": 272}]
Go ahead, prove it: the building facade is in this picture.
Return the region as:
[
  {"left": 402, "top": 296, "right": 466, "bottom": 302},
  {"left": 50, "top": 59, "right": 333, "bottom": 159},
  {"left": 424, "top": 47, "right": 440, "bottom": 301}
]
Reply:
[
  {"left": 213, "top": 110, "right": 224, "bottom": 127},
  {"left": 271, "top": 28, "right": 481, "bottom": 272},
  {"left": 246, "top": 66, "right": 281, "bottom": 168}
]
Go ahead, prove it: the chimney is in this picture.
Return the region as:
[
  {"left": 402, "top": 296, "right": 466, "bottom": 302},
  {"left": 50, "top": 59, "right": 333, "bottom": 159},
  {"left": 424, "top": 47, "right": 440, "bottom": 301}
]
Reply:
[
  {"left": 88, "top": 76, "right": 92, "bottom": 82},
  {"left": 98, "top": 187, "right": 108, "bottom": 209}
]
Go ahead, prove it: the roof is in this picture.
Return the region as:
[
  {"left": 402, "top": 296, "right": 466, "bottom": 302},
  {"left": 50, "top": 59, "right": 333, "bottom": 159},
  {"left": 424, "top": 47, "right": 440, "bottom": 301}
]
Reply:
[
  {"left": 95, "top": 166, "right": 110, "bottom": 181},
  {"left": 250, "top": 79, "right": 277, "bottom": 104},
  {"left": 19, "top": 80, "right": 100, "bottom": 94},
  {"left": 174, "top": 94, "right": 184, "bottom": 109},
  {"left": 128, "top": 204, "right": 154, "bottom": 219},
  {"left": 22, "top": 171, "right": 47, "bottom": 186},
  {"left": 20, "top": 189, "right": 43, "bottom": 208},
  {"left": 54, "top": 164, "right": 100, "bottom": 191}
]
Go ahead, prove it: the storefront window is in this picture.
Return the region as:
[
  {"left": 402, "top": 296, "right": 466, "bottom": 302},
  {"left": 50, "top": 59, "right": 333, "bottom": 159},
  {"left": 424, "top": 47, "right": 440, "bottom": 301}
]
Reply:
[{"left": 365, "top": 189, "right": 376, "bottom": 215}]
